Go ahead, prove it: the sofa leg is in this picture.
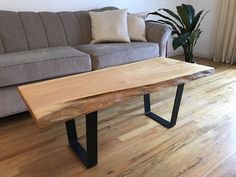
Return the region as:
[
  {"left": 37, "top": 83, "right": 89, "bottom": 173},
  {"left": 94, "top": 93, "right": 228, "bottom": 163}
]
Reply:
[
  {"left": 144, "top": 83, "right": 185, "bottom": 128},
  {"left": 65, "top": 111, "right": 97, "bottom": 168}
]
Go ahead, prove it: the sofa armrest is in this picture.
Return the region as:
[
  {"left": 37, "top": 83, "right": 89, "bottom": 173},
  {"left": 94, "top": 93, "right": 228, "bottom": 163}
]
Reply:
[{"left": 146, "top": 22, "right": 172, "bottom": 57}]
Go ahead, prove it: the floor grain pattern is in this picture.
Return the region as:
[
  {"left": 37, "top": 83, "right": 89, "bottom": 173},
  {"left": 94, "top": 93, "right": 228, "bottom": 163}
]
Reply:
[{"left": 0, "top": 57, "right": 235, "bottom": 177}]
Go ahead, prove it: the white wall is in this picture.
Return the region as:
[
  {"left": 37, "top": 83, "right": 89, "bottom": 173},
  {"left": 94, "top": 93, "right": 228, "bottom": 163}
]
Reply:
[
  {"left": 0, "top": 0, "right": 188, "bottom": 56},
  {"left": 0, "top": 0, "right": 183, "bottom": 12}
]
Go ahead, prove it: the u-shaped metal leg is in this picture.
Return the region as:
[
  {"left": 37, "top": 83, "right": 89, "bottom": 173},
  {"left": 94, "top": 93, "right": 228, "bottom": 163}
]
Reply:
[
  {"left": 65, "top": 111, "right": 98, "bottom": 168},
  {"left": 144, "top": 83, "right": 185, "bottom": 128}
]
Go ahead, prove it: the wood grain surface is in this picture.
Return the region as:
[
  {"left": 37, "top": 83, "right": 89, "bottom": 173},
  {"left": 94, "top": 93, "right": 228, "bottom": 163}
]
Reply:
[{"left": 18, "top": 58, "right": 214, "bottom": 128}]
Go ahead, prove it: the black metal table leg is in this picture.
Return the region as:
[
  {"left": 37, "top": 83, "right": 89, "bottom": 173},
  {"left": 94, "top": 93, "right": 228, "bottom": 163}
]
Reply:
[
  {"left": 144, "top": 83, "right": 185, "bottom": 128},
  {"left": 65, "top": 111, "right": 97, "bottom": 168}
]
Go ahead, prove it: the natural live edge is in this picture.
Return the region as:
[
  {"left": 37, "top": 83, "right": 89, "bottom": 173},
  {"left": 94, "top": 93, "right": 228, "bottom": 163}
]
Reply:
[
  {"left": 24, "top": 68, "right": 214, "bottom": 129},
  {"left": 18, "top": 58, "right": 215, "bottom": 129},
  {"left": 17, "top": 89, "right": 42, "bottom": 129}
]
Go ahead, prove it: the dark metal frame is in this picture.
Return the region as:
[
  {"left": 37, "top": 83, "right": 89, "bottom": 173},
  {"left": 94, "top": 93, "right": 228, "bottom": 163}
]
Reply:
[
  {"left": 65, "top": 111, "right": 98, "bottom": 169},
  {"left": 144, "top": 83, "right": 185, "bottom": 128},
  {"left": 65, "top": 83, "right": 185, "bottom": 168}
]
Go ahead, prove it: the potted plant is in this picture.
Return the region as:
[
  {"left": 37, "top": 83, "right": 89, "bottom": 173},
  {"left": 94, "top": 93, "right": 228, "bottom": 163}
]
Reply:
[{"left": 148, "top": 4, "right": 208, "bottom": 63}]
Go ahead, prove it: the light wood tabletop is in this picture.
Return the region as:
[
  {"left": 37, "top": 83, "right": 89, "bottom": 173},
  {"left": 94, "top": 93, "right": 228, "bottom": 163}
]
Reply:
[{"left": 18, "top": 57, "right": 214, "bottom": 129}]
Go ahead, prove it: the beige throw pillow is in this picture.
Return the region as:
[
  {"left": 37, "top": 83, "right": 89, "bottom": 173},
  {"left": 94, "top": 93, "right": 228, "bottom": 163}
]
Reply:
[
  {"left": 89, "top": 9, "right": 130, "bottom": 44},
  {"left": 128, "top": 13, "right": 147, "bottom": 42}
]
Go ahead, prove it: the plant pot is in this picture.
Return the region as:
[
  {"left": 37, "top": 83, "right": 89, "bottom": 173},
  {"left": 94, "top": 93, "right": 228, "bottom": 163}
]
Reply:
[{"left": 183, "top": 45, "right": 195, "bottom": 63}]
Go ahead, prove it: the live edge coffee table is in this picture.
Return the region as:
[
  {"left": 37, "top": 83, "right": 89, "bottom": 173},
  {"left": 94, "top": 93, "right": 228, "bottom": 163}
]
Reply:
[{"left": 18, "top": 58, "right": 214, "bottom": 168}]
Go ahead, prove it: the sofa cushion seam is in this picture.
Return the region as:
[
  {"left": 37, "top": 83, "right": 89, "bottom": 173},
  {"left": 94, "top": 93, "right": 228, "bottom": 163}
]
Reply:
[
  {"left": 82, "top": 44, "right": 158, "bottom": 57},
  {"left": 38, "top": 13, "right": 50, "bottom": 47},
  {"left": 17, "top": 12, "right": 30, "bottom": 50},
  {"left": 0, "top": 55, "right": 90, "bottom": 67},
  {"left": 56, "top": 13, "right": 69, "bottom": 46}
]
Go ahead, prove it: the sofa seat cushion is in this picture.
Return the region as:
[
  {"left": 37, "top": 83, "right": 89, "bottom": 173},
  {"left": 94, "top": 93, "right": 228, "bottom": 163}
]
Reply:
[
  {"left": 75, "top": 42, "right": 159, "bottom": 70},
  {"left": 0, "top": 46, "right": 91, "bottom": 87}
]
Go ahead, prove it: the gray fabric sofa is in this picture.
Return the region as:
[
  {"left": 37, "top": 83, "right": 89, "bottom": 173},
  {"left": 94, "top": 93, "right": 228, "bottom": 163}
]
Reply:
[{"left": 0, "top": 7, "right": 171, "bottom": 118}]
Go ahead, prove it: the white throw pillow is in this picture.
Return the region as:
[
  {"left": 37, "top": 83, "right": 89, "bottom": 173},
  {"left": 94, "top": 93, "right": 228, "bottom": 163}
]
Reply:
[
  {"left": 89, "top": 9, "right": 130, "bottom": 44},
  {"left": 128, "top": 13, "right": 148, "bottom": 42}
]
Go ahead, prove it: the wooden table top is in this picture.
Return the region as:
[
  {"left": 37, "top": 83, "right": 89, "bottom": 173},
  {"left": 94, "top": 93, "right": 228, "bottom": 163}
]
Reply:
[{"left": 18, "top": 58, "right": 214, "bottom": 129}]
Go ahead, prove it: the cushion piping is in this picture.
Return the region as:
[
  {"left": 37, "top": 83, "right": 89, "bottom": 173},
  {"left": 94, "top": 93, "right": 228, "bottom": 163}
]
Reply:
[
  {"left": 78, "top": 44, "right": 158, "bottom": 57},
  {"left": 0, "top": 54, "right": 90, "bottom": 67}
]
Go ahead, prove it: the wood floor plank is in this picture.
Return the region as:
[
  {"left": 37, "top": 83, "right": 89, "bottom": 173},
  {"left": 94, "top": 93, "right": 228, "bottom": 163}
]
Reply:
[{"left": 0, "top": 57, "right": 235, "bottom": 177}]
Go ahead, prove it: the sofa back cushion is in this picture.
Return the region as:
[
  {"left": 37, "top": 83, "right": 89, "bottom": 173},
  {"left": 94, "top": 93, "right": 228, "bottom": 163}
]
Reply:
[
  {"left": 0, "top": 11, "right": 29, "bottom": 53},
  {"left": 0, "top": 37, "right": 4, "bottom": 54},
  {"left": 0, "top": 7, "right": 118, "bottom": 54}
]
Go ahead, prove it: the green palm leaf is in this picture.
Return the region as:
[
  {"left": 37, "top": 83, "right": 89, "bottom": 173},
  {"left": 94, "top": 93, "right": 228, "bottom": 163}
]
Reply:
[
  {"left": 191, "top": 10, "right": 204, "bottom": 31},
  {"left": 190, "top": 29, "right": 202, "bottom": 46},
  {"left": 196, "top": 11, "right": 209, "bottom": 29},
  {"left": 177, "top": 6, "right": 191, "bottom": 31},
  {"left": 182, "top": 4, "right": 195, "bottom": 24},
  {"left": 149, "top": 11, "right": 183, "bottom": 30},
  {"left": 158, "top": 8, "right": 184, "bottom": 27},
  {"left": 173, "top": 33, "right": 190, "bottom": 50},
  {"left": 156, "top": 20, "right": 180, "bottom": 34}
]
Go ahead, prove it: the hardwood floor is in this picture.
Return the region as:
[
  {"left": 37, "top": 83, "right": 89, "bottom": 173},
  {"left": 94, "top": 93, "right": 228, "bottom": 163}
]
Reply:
[{"left": 0, "top": 57, "right": 235, "bottom": 177}]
